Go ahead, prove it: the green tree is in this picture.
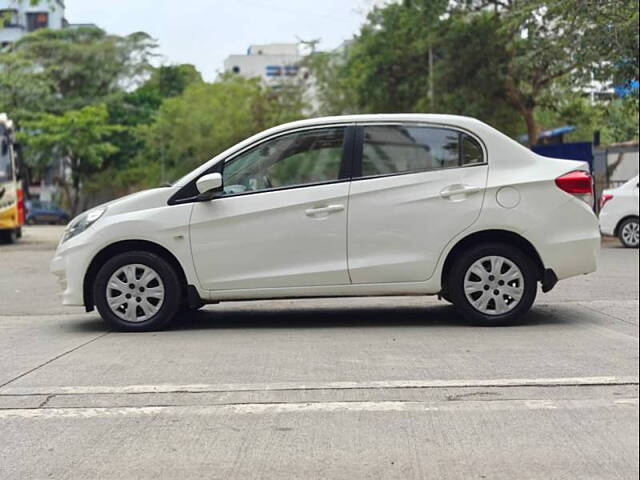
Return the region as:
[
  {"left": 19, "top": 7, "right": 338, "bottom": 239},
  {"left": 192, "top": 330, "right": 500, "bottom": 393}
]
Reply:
[
  {"left": 0, "top": 26, "right": 158, "bottom": 196},
  {"left": 431, "top": 11, "right": 522, "bottom": 137},
  {"left": 0, "top": 51, "right": 53, "bottom": 120},
  {"left": 308, "top": 0, "right": 448, "bottom": 115},
  {"left": 20, "top": 104, "right": 122, "bottom": 215},
  {"left": 310, "top": 0, "right": 639, "bottom": 144},
  {"left": 455, "top": 0, "right": 639, "bottom": 144},
  {"left": 102, "top": 64, "right": 204, "bottom": 173},
  {"left": 7, "top": 27, "right": 156, "bottom": 113},
  {"left": 135, "top": 75, "right": 305, "bottom": 187}
]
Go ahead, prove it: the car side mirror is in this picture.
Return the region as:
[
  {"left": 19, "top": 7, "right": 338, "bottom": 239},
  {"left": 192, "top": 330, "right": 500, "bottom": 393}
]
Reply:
[{"left": 196, "top": 173, "right": 223, "bottom": 200}]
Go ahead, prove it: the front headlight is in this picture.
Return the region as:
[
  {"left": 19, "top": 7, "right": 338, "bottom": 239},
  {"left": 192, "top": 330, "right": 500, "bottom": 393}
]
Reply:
[{"left": 62, "top": 207, "right": 106, "bottom": 243}]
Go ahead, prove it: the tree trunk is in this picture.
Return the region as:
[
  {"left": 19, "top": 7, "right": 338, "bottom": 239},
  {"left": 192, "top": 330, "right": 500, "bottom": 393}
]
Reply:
[
  {"left": 522, "top": 107, "right": 540, "bottom": 147},
  {"left": 72, "top": 174, "right": 81, "bottom": 217}
]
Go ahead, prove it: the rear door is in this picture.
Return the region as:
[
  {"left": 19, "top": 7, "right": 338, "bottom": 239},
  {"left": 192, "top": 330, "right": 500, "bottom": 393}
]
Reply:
[{"left": 347, "top": 123, "right": 489, "bottom": 284}]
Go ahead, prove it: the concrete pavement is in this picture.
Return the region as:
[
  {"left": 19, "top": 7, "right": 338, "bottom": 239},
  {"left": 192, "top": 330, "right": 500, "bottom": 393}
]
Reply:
[{"left": 1, "top": 226, "right": 638, "bottom": 479}]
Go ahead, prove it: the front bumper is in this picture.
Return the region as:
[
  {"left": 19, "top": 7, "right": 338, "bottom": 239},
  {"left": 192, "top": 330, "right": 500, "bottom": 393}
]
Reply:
[{"left": 50, "top": 236, "right": 98, "bottom": 306}]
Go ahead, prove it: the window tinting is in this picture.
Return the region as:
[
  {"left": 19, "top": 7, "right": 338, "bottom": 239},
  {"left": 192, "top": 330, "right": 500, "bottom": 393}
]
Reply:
[
  {"left": 222, "top": 128, "right": 345, "bottom": 195},
  {"left": 360, "top": 125, "right": 483, "bottom": 177}
]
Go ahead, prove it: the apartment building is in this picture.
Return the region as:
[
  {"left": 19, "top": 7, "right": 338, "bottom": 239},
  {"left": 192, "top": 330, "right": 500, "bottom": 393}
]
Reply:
[{"left": 0, "top": 0, "right": 68, "bottom": 47}]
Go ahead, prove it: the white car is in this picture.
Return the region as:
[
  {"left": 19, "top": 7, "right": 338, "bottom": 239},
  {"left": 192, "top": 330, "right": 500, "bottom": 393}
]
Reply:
[
  {"left": 599, "top": 175, "right": 639, "bottom": 248},
  {"left": 50, "top": 114, "right": 600, "bottom": 331}
]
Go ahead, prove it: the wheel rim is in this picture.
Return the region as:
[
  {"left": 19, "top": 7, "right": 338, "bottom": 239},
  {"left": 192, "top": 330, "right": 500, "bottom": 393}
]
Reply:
[
  {"left": 106, "top": 264, "right": 165, "bottom": 323},
  {"left": 621, "top": 221, "right": 639, "bottom": 247},
  {"left": 464, "top": 256, "right": 524, "bottom": 316}
]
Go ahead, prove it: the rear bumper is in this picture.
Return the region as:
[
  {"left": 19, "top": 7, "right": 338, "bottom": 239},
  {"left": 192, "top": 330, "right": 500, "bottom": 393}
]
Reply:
[
  {"left": 526, "top": 198, "right": 600, "bottom": 281},
  {"left": 538, "top": 235, "right": 600, "bottom": 280}
]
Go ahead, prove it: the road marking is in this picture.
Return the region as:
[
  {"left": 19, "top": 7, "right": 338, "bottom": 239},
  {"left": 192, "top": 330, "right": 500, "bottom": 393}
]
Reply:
[
  {"left": 0, "top": 397, "right": 637, "bottom": 420},
  {"left": 1, "top": 376, "right": 637, "bottom": 396}
]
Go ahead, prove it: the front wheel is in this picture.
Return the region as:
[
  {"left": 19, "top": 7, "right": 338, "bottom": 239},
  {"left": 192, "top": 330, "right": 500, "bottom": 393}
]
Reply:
[
  {"left": 93, "top": 251, "right": 182, "bottom": 331},
  {"left": 447, "top": 243, "right": 538, "bottom": 325},
  {"left": 618, "top": 218, "right": 639, "bottom": 248}
]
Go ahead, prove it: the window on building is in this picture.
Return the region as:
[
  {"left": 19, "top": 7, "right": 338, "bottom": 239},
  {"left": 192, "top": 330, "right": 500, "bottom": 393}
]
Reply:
[
  {"left": 360, "top": 125, "right": 484, "bottom": 177},
  {"left": 26, "top": 12, "right": 49, "bottom": 32},
  {"left": 222, "top": 128, "right": 345, "bottom": 195},
  {"left": 232, "top": 66, "right": 241, "bottom": 74},
  {"left": 0, "top": 9, "right": 19, "bottom": 27},
  {"left": 265, "top": 65, "right": 282, "bottom": 77},
  {"left": 284, "top": 65, "right": 299, "bottom": 76}
]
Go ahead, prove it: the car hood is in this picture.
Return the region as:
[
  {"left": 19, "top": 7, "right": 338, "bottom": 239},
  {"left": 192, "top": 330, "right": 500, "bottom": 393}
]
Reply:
[{"left": 89, "top": 187, "right": 175, "bottom": 218}]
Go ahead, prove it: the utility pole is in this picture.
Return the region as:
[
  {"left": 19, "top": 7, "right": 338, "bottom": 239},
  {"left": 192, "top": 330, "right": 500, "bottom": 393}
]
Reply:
[{"left": 428, "top": 45, "right": 434, "bottom": 106}]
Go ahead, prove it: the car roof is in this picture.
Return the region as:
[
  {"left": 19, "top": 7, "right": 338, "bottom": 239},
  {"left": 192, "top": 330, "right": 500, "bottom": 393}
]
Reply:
[{"left": 272, "top": 114, "right": 486, "bottom": 131}]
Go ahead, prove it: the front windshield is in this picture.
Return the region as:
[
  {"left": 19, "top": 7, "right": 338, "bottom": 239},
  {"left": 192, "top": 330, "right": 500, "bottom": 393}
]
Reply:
[{"left": 0, "top": 137, "right": 14, "bottom": 183}]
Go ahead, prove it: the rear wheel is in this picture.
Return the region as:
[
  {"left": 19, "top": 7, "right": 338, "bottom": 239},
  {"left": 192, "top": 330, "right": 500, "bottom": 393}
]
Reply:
[
  {"left": 0, "top": 229, "right": 18, "bottom": 244},
  {"left": 618, "top": 218, "right": 639, "bottom": 248},
  {"left": 93, "top": 251, "right": 182, "bottom": 331},
  {"left": 447, "top": 243, "right": 538, "bottom": 325}
]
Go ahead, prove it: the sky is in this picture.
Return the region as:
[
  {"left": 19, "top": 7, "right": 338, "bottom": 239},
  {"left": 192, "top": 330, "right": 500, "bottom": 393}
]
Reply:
[{"left": 65, "top": 0, "right": 386, "bottom": 81}]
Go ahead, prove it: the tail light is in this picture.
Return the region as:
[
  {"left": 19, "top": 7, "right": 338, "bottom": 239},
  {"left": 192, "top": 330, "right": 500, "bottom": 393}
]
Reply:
[
  {"left": 555, "top": 170, "right": 594, "bottom": 206},
  {"left": 16, "top": 188, "right": 25, "bottom": 225},
  {"left": 599, "top": 193, "right": 614, "bottom": 210}
]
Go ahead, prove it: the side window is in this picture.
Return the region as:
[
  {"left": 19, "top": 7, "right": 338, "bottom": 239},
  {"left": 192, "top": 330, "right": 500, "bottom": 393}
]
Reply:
[
  {"left": 461, "top": 134, "right": 483, "bottom": 165},
  {"left": 222, "top": 127, "right": 345, "bottom": 195},
  {"left": 360, "top": 125, "right": 484, "bottom": 177}
]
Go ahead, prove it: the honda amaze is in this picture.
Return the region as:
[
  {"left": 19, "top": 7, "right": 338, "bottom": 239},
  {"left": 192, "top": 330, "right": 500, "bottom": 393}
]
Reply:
[{"left": 50, "top": 114, "right": 600, "bottom": 331}]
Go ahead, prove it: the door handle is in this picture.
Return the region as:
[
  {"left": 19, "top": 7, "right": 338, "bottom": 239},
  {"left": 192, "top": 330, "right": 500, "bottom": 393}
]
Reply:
[
  {"left": 305, "top": 204, "right": 345, "bottom": 216},
  {"left": 440, "top": 185, "right": 481, "bottom": 199}
]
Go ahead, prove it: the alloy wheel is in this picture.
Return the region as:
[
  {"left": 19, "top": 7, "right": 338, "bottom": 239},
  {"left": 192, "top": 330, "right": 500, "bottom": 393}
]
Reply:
[{"left": 464, "top": 255, "right": 524, "bottom": 315}]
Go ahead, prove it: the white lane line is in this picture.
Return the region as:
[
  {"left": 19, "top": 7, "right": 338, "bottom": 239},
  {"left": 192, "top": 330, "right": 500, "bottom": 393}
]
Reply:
[
  {"left": 1, "top": 376, "right": 637, "bottom": 396},
  {"left": 0, "top": 398, "right": 637, "bottom": 420}
]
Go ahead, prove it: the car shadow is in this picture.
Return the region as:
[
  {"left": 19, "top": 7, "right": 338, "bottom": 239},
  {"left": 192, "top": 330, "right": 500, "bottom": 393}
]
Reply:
[
  {"left": 69, "top": 301, "right": 578, "bottom": 333},
  {"left": 168, "top": 302, "right": 573, "bottom": 331}
]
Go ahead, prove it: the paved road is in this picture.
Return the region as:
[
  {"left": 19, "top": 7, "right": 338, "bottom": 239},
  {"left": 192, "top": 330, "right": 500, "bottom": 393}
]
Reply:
[{"left": 1, "top": 226, "right": 638, "bottom": 479}]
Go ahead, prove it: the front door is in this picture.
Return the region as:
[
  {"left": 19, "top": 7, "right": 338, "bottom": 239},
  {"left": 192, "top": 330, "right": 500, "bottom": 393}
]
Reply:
[
  {"left": 347, "top": 123, "right": 489, "bottom": 283},
  {"left": 190, "top": 126, "right": 352, "bottom": 291}
]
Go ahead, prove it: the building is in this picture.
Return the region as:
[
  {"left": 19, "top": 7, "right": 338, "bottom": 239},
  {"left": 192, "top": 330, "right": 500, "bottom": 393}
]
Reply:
[
  {"left": 224, "top": 43, "right": 307, "bottom": 87},
  {"left": 0, "top": 0, "right": 94, "bottom": 48},
  {"left": 224, "top": 42, "right": 321, "bottom": 112}
]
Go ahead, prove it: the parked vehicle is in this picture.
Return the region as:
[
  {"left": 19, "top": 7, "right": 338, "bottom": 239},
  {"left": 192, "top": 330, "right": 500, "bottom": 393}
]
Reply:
[
  {"left": 599, "top": 175, "right": 639, "bottom": 248},
  {"left": 25, "top": 200, "right": 70, "bottom": 225},
  {"left": 0, "top": 113, "right": 24, "bottom": 244},
  {"left": 50, "top": 114, "right": 600, "bottom": 331}
]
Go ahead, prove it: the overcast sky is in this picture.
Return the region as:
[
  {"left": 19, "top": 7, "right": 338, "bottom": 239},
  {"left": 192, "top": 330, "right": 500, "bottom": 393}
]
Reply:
[{"left": 65, "top": 0, "right": 385, "bottom": 81}]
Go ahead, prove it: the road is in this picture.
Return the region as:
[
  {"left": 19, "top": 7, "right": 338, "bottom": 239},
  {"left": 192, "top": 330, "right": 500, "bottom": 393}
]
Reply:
[{"left": 1, "top": 226, "right": 638, "bottom": 479}]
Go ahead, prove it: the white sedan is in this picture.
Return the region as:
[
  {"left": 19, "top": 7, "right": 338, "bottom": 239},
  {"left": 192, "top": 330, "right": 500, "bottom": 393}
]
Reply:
[
  {"left": 51, "top": 114, "right": 600, "bottom": 331},
  {"left": 599, "top": 175, "right": 639, "bottom": 248}
]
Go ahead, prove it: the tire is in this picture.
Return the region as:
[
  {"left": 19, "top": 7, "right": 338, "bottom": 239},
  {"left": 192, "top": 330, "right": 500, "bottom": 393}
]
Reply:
[
  {"left": 0, "top": 229, "right": 18, "bottom": 244},
  {"left": 93, "top": 251, "right": 182, "bottom": 332},
  {"left": 447, "top": 242, "right": 538, "bottom": 325},
  {"left": 618, "top": 217, "right": 639, "bottom": 249}
]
